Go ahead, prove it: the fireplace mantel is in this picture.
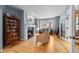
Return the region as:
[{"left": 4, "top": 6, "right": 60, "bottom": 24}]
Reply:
[{"left": 27, "top": 25, "right": 36, "bottom": 27}]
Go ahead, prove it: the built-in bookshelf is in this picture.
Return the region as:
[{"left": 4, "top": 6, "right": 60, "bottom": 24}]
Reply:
[{"left": 3, "top": 15, "right": 19, "bottom": 47}]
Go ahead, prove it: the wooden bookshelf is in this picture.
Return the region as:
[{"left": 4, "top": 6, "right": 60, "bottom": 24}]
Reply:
[
  {"left": 75, "top": 11, "right": 79, "bottom": 38},
  {"left": 3, "top": 15, "right": 20, "bottom": 47}
]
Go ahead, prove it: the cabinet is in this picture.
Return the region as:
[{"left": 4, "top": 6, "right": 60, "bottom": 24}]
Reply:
[
  {"left": 75, "top": 11, "right": 79, "bottom": 38},
  {"left": 3, "top": 15, "right": 20, "bottom": 47}
]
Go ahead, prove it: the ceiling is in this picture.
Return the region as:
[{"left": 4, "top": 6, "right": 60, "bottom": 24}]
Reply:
[{"left": 12, "top": 5, "right": 67, "bottom": 19}]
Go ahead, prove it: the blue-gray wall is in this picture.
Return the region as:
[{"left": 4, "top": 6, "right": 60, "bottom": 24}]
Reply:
[
  {"left": 59, "top": 6, "right": 71, "bottom": 42},
  {"left": 0, "top": 6, "right": 4, "bottom": 49},
  {"left": 0, "top": 5, "right": 25, "bottom": 49},
  {"left": 19, "top": 10, "right": 25, "bottom": 39},
  {"left": 54, "top": 16, "right": 60, "bottom": 31},
  {"left": 3, "top": 5, "right": 25, "bottom": 40},
  {"left": 3, "top": 6, "right": 20, "bottom": 18}
]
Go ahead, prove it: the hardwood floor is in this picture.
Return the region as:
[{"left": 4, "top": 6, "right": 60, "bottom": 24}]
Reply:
[
  {"left": 75, "top": 39, "right": 79, "bottom": 52},
  {"left": 2, "top": 35, "right": 79, "bottom": 53}
]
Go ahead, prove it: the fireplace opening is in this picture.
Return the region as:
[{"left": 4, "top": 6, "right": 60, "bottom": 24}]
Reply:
[{"left": 28, "top": 27, "right": 34, "bottom": 39}]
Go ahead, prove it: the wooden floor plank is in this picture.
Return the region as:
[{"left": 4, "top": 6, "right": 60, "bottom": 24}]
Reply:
[{"left": 2, "top": 35, "right": 79, "bottom": 53}]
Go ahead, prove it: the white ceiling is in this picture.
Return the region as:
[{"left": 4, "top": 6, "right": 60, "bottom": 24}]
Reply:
[{"left": 12, "top": 5, "right": 67, "bottom": 19}]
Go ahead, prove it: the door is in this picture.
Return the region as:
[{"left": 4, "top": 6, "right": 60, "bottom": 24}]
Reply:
[{"left": 75, "top": 11, "right": 79, "bottom": 38}]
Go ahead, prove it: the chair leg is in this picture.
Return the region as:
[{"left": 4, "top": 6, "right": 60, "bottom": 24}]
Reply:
[
  {"left": 42, "top": 43, "right": 45, "bottom": 46},
  {"left": 36, "top": 41, "right": 37, "bottom": 45}
]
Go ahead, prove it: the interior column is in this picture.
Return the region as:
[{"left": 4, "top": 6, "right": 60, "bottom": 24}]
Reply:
[{"left": 69, "top": 5, "right": 75, "bottom": 53}]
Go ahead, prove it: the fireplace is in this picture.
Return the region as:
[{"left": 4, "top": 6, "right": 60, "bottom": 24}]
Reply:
[{"left": 28, "top": 27, "right": 34, "bottom": 39}]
